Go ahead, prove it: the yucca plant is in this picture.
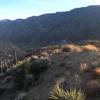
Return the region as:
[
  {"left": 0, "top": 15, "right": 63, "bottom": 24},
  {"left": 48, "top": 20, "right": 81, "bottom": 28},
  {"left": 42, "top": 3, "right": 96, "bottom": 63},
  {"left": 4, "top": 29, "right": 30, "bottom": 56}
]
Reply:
[
  {"left": 65, "top": 88, "right": 86, "bottom": 100},
  {"left": 49, "top": 82, "right": 86, "bottom": 100},
  {"left": 49, "top": 82, "right": 66, "bottom": 100}
]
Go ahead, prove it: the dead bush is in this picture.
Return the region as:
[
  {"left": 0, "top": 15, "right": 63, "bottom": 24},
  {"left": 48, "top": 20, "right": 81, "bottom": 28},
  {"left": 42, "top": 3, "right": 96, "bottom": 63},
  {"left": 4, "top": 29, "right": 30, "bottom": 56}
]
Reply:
[
  {"left": 92, "top": 67, "right": 100, "bottom": 78},
  {"left": 85, "top": 80, "right": 100, "bottom": 96},
  {"left": 82, "top": 44, "right": 98, "bottom": 52},
  {"left": 62, "top": 44, "right": 82, "bottom": 53}
]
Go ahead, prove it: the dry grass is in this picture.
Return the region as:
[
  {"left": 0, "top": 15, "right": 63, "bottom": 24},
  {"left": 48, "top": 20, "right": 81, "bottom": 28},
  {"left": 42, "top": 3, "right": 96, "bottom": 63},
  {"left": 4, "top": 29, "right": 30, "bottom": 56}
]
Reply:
[
  {"left": 62, "top": 44, "right": 98, "bottom": 53},
  {"left": 80, "top": 62, "right": 88, "bottom": 73},
  {"left": 62, "top": 44, "right": 82, "bottom": 53},
  {"left": 52, "top": 49, "right": 61, "bottom": 54},
  {"left": 92, "top": 67, "right": 100, "bottom": 77},
  {"left": 41, "top": 52, "right": 48, "bottom": 57},
  {"left": 81, "top": 44, "right": 98, "bottom": 52},
  {"left": 47, "top": 45, "right": 60, "bottom": 50}
]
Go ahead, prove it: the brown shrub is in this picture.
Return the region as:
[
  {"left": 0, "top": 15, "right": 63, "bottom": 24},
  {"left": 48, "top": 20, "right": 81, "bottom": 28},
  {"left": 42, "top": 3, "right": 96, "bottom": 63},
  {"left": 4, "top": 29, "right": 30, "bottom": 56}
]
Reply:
[
  {"left": 92, "top": 67, "right": 100, "bottom": 77},
  {"left": 85, "top": 80, "right": 100, "bottom": 96},
  {"left": 31, "top": 55, "right": 39, "bottom": 60},
  {"left": 52, "top": 49, "right": 61, "bottom": 54},
  {"left": 41, "top": 52, "right": 48, "bottom": 57},
  {"left": 47, "top": 45, "right": 60, "bottom": 50},
  {"left": 62, "top": 44, "right": 82, "bottom": 53},
  {"left": 81, "top": 44, "right": 98, "bottom": 52}
]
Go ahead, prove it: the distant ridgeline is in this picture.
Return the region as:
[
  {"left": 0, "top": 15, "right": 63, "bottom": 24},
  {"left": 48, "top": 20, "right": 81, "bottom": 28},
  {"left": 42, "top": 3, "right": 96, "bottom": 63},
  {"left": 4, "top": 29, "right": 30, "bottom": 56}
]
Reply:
[{"left": 0, "top": 6, "right": 99, "bottom": 51}]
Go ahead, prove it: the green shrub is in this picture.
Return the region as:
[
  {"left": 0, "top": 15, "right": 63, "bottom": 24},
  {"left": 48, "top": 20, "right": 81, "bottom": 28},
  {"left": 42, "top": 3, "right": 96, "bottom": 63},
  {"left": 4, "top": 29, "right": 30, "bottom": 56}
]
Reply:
[
  {"left": 29, "top": 59, "right": 51, "bottom": 80},
  {"left": 49, "top": 82, "right": 86, "bottom": 100},
  {"left": 22, "top": 59, "right": 51, "bottom": 75},
  {"left": 12, "top": 59, "right": 51, "bottom": 89},
  {"left": 12, "top": 67, "right": 25, "bottom": 89}
]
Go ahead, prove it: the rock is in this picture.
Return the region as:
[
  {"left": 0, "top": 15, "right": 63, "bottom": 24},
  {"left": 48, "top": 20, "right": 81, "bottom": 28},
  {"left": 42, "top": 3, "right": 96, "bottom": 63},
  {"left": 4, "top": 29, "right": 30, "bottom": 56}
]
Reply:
[
  {"left": 15, "top": 92, "right": 27, "bottom": 100},
  {"left": 41, "top": 52, "right": 48, "bottom": 57},
  {"left": 32, "top": 55, "right": 39, "bottom": 60}
]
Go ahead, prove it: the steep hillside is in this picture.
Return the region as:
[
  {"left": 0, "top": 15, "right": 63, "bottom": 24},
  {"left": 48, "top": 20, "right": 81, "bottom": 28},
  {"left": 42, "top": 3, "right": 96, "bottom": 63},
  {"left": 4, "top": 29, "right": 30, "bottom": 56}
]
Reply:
[
  {"left": 0, "top": 6, "right": 100, "bottom": 50},
  {"left": 0, "top": 41, "right": 26, "bottom": 61}
]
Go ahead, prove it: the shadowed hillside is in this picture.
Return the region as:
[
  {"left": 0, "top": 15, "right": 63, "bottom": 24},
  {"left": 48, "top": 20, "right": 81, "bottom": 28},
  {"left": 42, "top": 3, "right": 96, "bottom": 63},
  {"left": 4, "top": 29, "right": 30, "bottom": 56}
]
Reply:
[
  {"left": 0, "top": 41, "right": 26, "bottom": 61},
  {"left": 0, "top": 6, "right": 100, "bottom": 51}
]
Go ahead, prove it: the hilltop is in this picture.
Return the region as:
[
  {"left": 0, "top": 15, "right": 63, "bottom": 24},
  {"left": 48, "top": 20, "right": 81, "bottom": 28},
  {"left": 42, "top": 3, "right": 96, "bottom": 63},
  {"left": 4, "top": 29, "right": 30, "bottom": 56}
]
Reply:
[{"left": 0, "top": 41, "right": 100, "bottom": 100}]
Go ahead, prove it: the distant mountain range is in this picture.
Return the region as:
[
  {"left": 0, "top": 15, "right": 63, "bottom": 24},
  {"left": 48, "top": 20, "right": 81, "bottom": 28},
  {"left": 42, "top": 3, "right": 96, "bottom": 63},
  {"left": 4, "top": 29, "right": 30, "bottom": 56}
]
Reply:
[{"left": 0, "top": 5, "right": 100, "bottom": 52}]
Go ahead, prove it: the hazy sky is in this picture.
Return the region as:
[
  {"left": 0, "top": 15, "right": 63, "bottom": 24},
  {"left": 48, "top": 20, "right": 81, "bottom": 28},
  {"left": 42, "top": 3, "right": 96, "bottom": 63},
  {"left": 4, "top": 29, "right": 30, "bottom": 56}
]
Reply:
[{"left": 0, "top": 0, "right": 100, "bottom": 20}]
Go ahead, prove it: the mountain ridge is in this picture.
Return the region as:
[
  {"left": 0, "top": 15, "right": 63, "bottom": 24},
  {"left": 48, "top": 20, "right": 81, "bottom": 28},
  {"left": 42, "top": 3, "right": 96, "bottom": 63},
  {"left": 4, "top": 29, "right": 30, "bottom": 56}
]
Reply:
[{"left": 0, "top": 5, "right": 100, "bottom": 51}]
